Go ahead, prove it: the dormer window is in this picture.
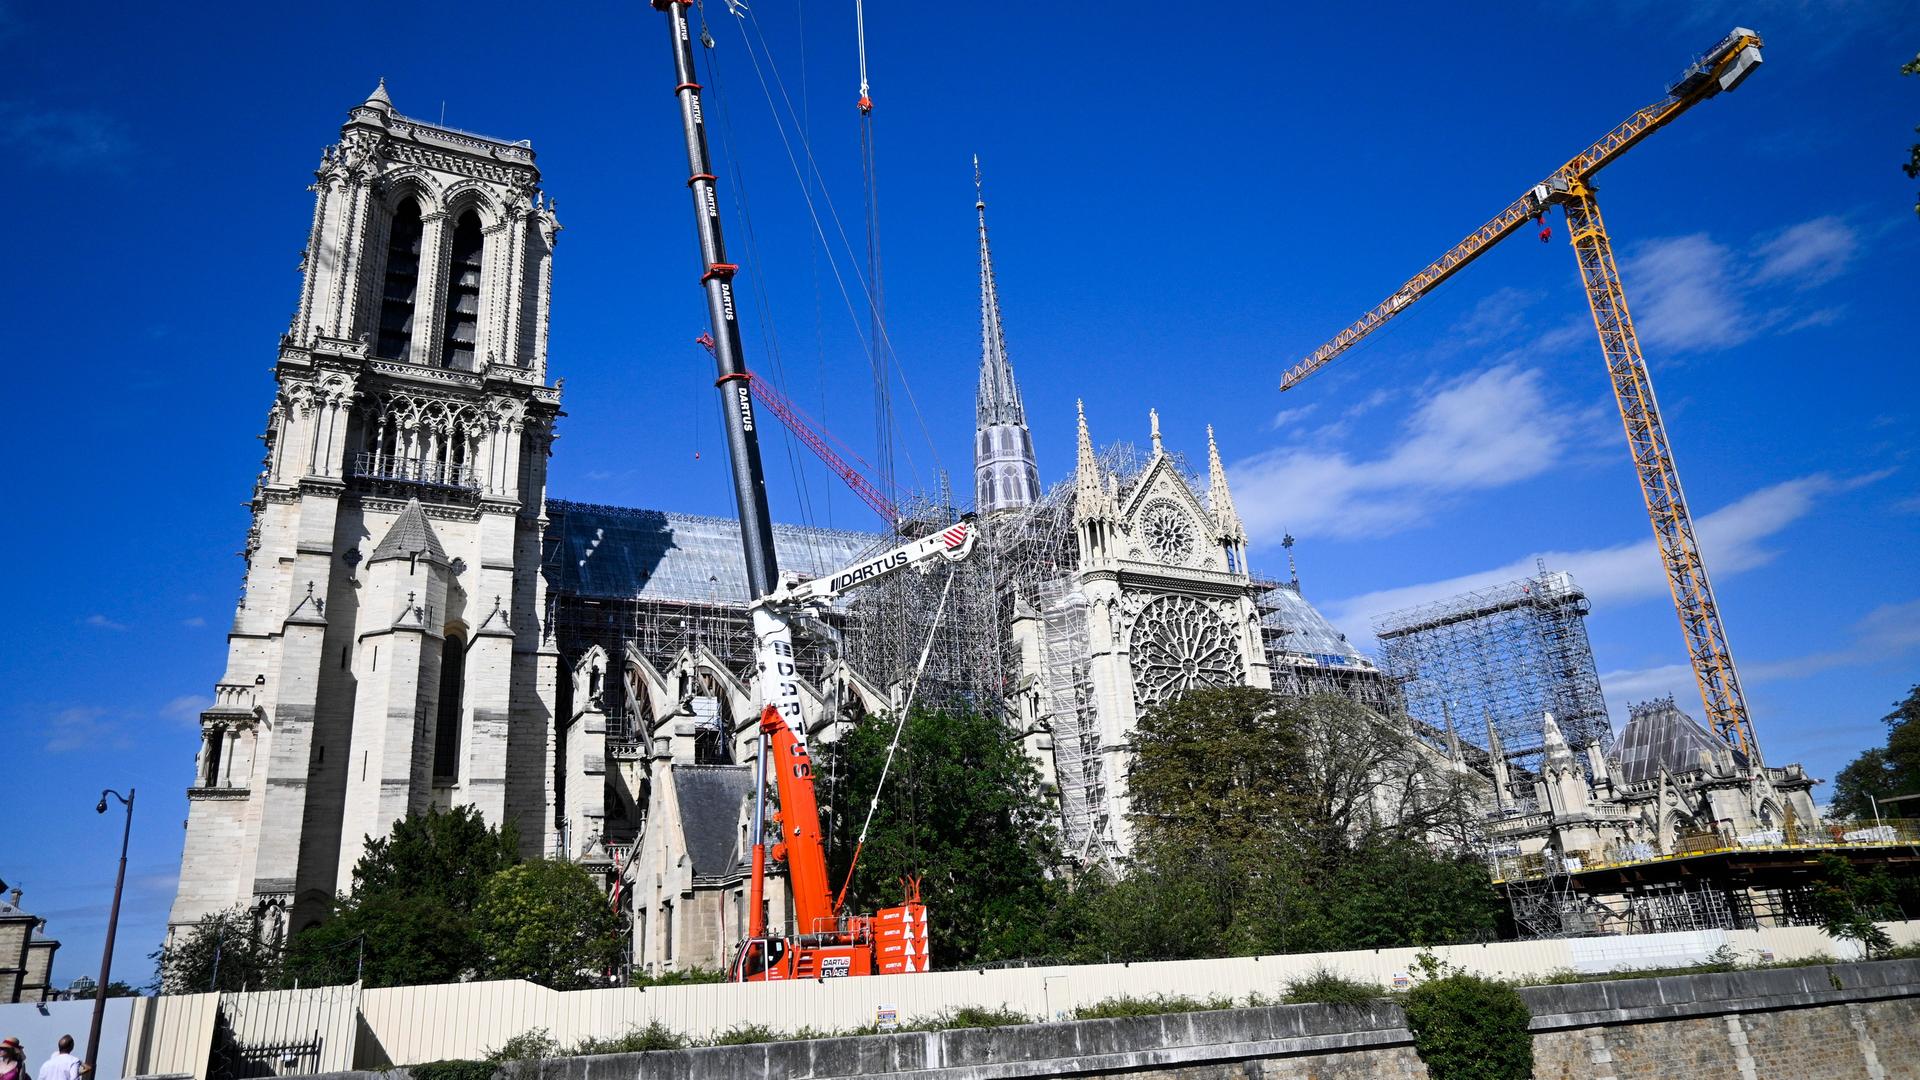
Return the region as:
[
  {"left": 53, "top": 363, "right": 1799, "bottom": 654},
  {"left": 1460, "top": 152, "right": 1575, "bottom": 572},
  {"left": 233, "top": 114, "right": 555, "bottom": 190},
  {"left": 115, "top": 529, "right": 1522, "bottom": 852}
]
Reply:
[
  {"left": 377, "top": 199, "right": 424, "bottom": 360},
  {"left": 441, "top": 210, "right": 483, "bottom": 370}
]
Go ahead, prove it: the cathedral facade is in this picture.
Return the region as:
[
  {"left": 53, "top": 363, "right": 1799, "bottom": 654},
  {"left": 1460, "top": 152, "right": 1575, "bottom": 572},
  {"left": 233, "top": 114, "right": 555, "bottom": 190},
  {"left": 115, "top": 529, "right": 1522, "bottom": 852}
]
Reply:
[{"left": 168, "top": 89, "right": 1400, "bottom": 967}]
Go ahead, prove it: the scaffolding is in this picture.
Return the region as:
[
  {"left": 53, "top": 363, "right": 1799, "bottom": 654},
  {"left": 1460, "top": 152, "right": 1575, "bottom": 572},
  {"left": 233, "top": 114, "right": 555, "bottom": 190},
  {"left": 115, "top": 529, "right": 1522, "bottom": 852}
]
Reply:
[{"left": 1376, "top": 567, "right": 1611, "bottom": 778}]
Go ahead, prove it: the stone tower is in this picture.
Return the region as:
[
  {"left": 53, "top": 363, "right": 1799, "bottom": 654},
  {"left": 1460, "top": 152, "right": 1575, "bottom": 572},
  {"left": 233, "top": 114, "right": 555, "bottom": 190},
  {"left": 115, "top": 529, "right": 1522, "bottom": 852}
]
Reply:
[
  {"left": 972, "top": 158, "right": 1041, "bottom": 516},
  {"left": 168, "top": 83, "right": 564, "bottom": 941}
]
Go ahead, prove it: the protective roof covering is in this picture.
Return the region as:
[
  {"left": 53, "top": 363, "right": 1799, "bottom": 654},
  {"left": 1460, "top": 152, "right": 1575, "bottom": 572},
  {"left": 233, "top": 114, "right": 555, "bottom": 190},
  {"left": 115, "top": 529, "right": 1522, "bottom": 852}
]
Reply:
[
  {"left": 1260, "top": 582, "right": 1369, "bottom": 666},
  {"left": 1609, "top": 695, "right": 1744, "bottom": 785},
  {"left": 369, "top": 498, "right": 449, "bottom": 565},
  {"left": 545, "top": 500, "right": 879, "bottom": 603},
  {"left": 670, "top": 764, "right": 752, "bottom": 880}
]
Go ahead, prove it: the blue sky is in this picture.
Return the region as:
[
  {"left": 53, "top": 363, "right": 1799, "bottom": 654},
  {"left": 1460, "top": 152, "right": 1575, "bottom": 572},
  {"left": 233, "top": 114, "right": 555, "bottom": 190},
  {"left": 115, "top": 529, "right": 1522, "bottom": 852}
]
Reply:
[{"left": 2, "top": 2, "right": 1914, "bottom": 988}]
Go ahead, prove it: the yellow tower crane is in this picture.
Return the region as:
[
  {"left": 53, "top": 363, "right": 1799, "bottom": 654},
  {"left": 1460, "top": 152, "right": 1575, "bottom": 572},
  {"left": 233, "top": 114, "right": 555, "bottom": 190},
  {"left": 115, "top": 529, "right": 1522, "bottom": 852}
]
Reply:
[{"left": 1280, "top": 27, "right": 1766, "bottom": 762}]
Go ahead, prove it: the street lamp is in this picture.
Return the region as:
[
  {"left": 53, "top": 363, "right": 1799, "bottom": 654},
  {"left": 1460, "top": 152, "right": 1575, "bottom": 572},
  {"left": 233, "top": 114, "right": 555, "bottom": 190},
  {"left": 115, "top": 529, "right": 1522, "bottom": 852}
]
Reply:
[{"left": 86, "top": 788, "right": 134, "bottom": 1077}]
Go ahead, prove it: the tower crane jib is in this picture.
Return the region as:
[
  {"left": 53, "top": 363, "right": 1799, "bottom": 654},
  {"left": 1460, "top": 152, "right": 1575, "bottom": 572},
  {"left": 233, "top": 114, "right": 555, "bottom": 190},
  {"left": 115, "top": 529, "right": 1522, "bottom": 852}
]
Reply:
[{"left": 1278, "top": 27, "right": 1766, "bottom": 763}]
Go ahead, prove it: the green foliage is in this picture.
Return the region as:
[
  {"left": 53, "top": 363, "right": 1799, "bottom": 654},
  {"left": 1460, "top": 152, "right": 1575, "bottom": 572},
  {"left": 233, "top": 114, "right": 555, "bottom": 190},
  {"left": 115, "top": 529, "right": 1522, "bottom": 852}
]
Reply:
[
  {"left": 283, "top": 805, "right": 522, "bottom": 988},
  {"left": 1068, "top": 690, "right": 1495, "bottom": 962},
  {"left": 708, "top": 1024, "right": 784, "bottom": 1046},
  {"left": 485, "top": 1028, "right": 560, "bottom": 1063},
  {"left": 1831, "top": 684, "right": 1920, "bottom": 820},
  {"left": 629, "top": 965, "right": 727, "bottom": 988},
  {"left": 570, "top": 1022, "right": 689, "bottom": 1055},
  {"left": 68, "top": 976, "right": 142, "bottom": 998},
  {"left": 1073, "top": 994, "right": 1233, "bottom": 1019},
  {"left": 821, "top": 705, "right": 1062, "bottom": 964},
  {"left": 915, "top": 1005, "right": 1035, "bottom": 1030},
  {"left": 1283, "top": 967, "right": 1382, "bottom": 1006},
  {"left": 1404, "top": 972, "right": 1534, "bottom": 1080},
  {"left": 1811, "top": 854, "right": 1899, "bottom": 957},
  {"left": 1905, "top": 53, "right": 1920, "bottom": 218},
  {"left": 151, "top": 906, "right": 283, "bottom": 993},
  {"left": 407, "top": 1060, "right": 497, "bottom": 1080},
  {"left": 475, "top": 860, "right": 622, "bottom": 990}
]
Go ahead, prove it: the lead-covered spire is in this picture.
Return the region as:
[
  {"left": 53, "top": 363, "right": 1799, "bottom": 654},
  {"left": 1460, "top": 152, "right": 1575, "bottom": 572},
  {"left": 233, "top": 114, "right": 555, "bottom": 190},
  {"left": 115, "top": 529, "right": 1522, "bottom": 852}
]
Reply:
[{"left": 973, "top": 156, "right": 1041, "bottom": 514}]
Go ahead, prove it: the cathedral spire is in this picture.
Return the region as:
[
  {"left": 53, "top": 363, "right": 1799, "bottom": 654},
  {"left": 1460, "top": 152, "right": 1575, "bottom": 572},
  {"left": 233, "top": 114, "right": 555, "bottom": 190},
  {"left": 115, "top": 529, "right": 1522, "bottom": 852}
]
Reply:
[
  {"left": 972, "top": 155, "right": 1041, "bottom": 514},
  {"left": 1205, "top": 424, "right": 1244, "bottom": 541}
]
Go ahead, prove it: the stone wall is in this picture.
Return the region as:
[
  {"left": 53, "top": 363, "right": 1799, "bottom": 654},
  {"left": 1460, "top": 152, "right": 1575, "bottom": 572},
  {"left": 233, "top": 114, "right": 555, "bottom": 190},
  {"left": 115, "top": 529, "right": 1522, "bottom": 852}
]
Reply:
[{"left": 293, "top": 957, "right": 1920, "bottom": 1080}]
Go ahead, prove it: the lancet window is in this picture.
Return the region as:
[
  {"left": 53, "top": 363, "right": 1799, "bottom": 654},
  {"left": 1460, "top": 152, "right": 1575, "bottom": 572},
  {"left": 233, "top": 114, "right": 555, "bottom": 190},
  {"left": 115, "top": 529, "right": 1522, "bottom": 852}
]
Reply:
[
  {"left": 433, "top": 633, "right": 466, "bottom": 780},
  {"left": 377, "top": 199, "right": 424, "bottom": 360},
  {"left": 441, "top": 210, "right": 483, "bottom": 370}
]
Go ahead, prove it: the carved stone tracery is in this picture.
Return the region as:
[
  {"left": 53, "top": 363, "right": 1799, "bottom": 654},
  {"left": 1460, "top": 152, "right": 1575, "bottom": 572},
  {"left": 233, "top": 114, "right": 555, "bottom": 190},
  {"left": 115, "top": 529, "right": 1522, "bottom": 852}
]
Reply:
[{"left": 1128, "top": 594, "right": 1243, "bottom": 708}]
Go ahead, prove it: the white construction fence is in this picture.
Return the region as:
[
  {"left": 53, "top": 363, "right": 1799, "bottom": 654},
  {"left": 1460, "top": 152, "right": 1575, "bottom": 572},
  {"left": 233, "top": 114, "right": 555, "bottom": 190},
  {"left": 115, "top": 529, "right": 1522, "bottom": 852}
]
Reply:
[{"left": 63, "top": 919, "right": 1917, "bottom": 1079}]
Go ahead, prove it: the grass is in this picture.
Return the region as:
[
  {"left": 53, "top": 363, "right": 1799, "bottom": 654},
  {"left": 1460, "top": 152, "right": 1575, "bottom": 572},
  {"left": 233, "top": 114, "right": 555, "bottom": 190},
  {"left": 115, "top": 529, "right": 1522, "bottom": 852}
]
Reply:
[{"left": 1075, "top": 993, "right": 1236, "bottom": 1019}]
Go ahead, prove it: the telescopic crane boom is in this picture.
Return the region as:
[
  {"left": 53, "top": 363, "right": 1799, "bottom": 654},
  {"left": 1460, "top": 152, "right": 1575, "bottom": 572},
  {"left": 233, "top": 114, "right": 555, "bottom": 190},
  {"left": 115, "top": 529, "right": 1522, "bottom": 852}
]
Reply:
[
  {"left": 1280, "top": 28, "right": 1766, "bottom": 762},
  {"left": 651, "top": 0, "right": 964, "bottom": 982}
]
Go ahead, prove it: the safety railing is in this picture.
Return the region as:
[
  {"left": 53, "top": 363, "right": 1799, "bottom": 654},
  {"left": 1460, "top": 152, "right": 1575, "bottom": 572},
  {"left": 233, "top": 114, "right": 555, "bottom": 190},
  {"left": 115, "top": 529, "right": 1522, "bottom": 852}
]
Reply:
[{"left": 350, "top": 452, "right": 479, "bottom": 491}]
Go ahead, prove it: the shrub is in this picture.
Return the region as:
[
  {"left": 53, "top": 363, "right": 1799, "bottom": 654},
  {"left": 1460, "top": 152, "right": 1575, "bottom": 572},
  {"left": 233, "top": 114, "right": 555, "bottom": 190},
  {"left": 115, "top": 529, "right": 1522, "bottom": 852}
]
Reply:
[
  {"left": 486, "top": 1029, "right": 559, "bottom": 1063},
  {"left": 409, "top": 1060, "right": 497, "bottom": 1080},
  {"left": 1404, "top": 973, "right": 1533, "bottom": 1080},
  {"left": 570, "top": 1021, "right": 688, "bottom": 1055},
  {"left": 1073, "top": 993, "right": 1232, "bottom": 1019},
  {"left": 917, "top": 1004, "right": 1034, "bottom": 1030},
  {"left": 631, "top": 965, "right": 729, "bottom": 988},
  {"left": 706, "top": 1024, "right": 784, "bottom": 1047},
  {"left": 1283, "top": 967, "right": 1380, "bottom": 1006}
]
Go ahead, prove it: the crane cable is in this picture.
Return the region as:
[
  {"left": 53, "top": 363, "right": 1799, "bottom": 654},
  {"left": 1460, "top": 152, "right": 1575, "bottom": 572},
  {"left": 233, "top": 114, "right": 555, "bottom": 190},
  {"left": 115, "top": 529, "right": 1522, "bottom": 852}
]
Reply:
[{"left": 831, "top": 565, "right": 956, "bottom": 913}]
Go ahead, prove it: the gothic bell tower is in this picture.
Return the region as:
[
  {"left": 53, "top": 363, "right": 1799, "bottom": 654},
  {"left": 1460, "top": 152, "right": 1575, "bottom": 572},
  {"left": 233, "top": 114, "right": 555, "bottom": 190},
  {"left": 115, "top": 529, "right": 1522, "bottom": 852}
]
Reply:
[{"left": 169, "top": 83, "right": 564, "bottom": 940}]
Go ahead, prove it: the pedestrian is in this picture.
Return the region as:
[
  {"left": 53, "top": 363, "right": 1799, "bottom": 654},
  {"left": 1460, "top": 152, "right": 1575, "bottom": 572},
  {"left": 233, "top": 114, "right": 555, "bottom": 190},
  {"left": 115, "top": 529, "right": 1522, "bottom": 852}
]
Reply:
[
  {"left": 0, "top": 1037, "right": 30, "bottom": 1080},
  {"left": 38, "top": 1037, "right": 78, "bottom": 1080}
]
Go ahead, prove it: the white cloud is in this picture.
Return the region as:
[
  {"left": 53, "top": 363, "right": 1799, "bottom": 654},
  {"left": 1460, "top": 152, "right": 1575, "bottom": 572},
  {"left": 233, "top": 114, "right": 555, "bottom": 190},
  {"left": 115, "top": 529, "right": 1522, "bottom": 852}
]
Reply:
[
  {"left": 162, "top": 695, "right": 213, "bottom": 722},
  {"left": 1623, "top": 215, "right": 1861, "bottom": 354},
  {"left": 1231, "top": 365, "right": 1589, "bottom": 541},
  {"left": 1752, "top": 216, "right": 1857, "bottom": 286},
  {"left": 1325, "top": 471, "right": 1884, "bottom": 633},
  {"left": 46, "top": 706, "right": 125, "bottom": 753},
  {"left": 0, "top": 102, "right": 131, "bottom": 168},
  {"left": 83, "top": 614, "right": 126, "bottom": 631},
  {"left": 182, "top": 616, "right": 207, "bottom": 628},
  {"left": 1625, "top": 233, "right": 1753, "bottom": 353}
]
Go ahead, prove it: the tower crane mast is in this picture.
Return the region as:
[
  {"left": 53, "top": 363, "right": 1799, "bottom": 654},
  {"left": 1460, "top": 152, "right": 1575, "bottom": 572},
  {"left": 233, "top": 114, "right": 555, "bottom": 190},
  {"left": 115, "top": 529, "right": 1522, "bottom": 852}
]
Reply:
[{"left": 1280, "top": 28, "right": 1766, "bottom": 762}]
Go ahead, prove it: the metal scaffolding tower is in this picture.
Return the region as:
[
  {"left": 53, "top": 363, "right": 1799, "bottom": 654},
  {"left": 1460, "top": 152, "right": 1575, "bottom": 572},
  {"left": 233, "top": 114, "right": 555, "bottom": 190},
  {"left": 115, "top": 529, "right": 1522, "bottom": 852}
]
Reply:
[{"left": 1376, "top": 568, "right": 1611, "bottom": 778}]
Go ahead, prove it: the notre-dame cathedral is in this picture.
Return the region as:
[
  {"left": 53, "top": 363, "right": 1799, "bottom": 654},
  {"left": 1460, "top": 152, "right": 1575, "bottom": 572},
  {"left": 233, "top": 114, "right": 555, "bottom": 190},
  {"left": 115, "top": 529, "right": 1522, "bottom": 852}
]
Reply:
[{"left": 165, "top": 85, "right": 1398, "bottom": 970}]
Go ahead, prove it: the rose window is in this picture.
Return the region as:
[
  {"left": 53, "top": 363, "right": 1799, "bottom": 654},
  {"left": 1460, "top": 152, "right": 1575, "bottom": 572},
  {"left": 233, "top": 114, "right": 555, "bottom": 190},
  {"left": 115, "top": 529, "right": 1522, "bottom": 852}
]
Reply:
[
  {"left": 1129, "top": 595, "right": 1242, "bottom": 707},
  {"left": 1139, "top": 499, "right": 1197, "bottom": 565}
]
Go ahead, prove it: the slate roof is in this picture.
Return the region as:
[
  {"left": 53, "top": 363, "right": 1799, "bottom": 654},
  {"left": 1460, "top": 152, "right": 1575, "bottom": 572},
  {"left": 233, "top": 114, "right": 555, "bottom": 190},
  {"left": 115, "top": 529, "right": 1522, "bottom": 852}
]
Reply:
[
  {"left": 1609, "top": 696, "right": 1745, "bottom": 785},
  {"left": 672, "top": 764, "right": 753, "bottom": 880},
  {"left": 369, "top": 498, "right": 449, "bottom": 565},
  {"left": 544, "top": 500, "right": 880, "bottom": 603}
]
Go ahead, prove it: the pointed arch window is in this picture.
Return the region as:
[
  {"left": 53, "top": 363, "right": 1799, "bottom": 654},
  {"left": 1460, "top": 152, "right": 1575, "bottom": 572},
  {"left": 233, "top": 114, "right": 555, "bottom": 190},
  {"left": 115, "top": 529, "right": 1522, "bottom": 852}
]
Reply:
[
  {"left": 433, "top": 633, "right": 466, "bottom": 780},
  {"left": 377, "top": 199, "right": 425, "bottom": 360},
  {"left": 441, "top": 210, "right": 484, "bottom": 370}
]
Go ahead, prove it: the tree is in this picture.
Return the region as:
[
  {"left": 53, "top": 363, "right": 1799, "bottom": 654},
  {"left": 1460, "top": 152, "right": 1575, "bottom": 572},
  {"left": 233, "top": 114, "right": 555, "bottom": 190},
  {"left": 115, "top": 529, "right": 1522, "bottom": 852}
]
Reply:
[
  {"left": 152, "top": 906, "right": 283, "bottom": 993},
  {"left": 475, "top": 860, "right": 622, "bottom": 990},
  {"left": 1830, "top": 684, "right": 1920, "bottom": 820},
  {"left": 1905, "top": 52, "right": 1920, "bottom": 219},
  {"left": 282, "top": 805, "right": 522, "bottom": 988},
  {"left": 1110, "top": 689, "right": 1498, "bottom": 958},
  {"left": 820, "top": 705, "right": 1062, "bottom": 964},
  {"left": 67, "top": 976, "right": 141, "bottom": 998},
  {"left": 1810, "top": 854, "right": 1899, "bottom": 958}
]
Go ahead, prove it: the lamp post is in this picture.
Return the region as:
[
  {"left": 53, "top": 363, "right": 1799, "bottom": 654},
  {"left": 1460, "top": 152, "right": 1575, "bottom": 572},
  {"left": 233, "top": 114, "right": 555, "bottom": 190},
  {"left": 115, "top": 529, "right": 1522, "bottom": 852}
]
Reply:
[{"left": 86, "top": 788, "right": 134, "bottom": 1077}]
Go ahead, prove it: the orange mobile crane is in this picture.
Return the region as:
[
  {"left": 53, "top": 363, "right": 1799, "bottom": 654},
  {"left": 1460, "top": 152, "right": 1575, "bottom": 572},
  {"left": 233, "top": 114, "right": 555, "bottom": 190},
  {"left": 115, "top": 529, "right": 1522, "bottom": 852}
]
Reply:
[
  {"left": 1280, "top": 27, "right": 1767, "bottom": 762},
  {"left": 650, "top": 0, "right": 963, "bottom": 982}
]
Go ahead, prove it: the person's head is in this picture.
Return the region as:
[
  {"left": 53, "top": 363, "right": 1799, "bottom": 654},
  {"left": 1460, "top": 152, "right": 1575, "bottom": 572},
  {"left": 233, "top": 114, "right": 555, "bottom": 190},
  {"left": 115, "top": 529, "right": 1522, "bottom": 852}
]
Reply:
[
  {"left": 0, "top": 1038, "right": 20, "bottom": 1064},
  {"left": 58, "top": 1036, "right": 74, "bottom": 1055}
]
